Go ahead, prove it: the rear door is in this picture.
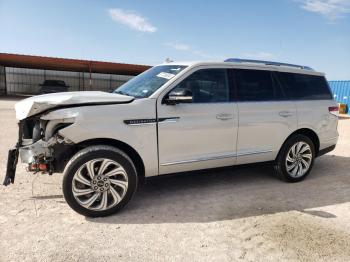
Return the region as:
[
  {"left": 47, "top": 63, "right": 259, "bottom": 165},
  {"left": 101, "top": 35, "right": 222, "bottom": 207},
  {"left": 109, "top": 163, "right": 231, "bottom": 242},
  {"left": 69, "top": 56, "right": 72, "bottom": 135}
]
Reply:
[{"left": 234, "top": 69, "right": 297, "bottom": 164}]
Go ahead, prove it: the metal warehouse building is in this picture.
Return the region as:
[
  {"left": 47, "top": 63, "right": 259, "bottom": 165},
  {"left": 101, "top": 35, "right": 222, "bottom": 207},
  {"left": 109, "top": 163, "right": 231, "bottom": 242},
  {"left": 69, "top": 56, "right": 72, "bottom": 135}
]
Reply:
[
  {"left": 329, "top": 81, "right": 350, "bottom": 114},
  {"left": 0, "top": 53, "right": 150, "bottom": 95}
]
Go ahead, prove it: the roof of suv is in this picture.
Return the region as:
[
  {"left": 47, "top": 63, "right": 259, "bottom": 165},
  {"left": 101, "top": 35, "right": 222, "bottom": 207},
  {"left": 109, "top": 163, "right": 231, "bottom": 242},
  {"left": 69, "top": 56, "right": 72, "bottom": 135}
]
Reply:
[{"left": 162, "top": 60, "right": 325, "bottom": 76}]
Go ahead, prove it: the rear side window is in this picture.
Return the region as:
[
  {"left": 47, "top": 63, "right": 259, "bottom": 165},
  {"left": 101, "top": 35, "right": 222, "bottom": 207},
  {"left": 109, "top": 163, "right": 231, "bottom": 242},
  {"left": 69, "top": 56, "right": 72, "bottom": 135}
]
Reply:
[
  {"left": 277, "top": 72, "right": 332, "bottom": 100},
  {"left": 234, "top": 69, "right": 284, "bottom": 101}
]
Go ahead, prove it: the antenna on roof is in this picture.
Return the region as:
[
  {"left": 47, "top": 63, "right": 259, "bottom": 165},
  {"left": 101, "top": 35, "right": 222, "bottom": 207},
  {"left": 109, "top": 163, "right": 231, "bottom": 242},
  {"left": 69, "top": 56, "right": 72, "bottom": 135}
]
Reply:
[{"left": 224, "top": 58, "right": 314, "bottom": 71}]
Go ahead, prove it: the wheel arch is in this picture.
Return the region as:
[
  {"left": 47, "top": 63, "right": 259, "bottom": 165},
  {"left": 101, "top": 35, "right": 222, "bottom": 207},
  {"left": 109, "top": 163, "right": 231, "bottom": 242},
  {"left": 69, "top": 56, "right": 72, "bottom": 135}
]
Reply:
[
  {"left": 57, "top": 138, "right": 145, "bottom": 182},
  {"left": 276, "top": 128, "right": 320, "bottom": 160}
]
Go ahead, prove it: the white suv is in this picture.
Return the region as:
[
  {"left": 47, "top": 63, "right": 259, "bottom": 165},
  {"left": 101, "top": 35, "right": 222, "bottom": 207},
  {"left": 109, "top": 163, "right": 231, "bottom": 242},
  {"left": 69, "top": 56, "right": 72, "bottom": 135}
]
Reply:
[{"left": 4, "top": 59, "right": 339, "bottom": 217}]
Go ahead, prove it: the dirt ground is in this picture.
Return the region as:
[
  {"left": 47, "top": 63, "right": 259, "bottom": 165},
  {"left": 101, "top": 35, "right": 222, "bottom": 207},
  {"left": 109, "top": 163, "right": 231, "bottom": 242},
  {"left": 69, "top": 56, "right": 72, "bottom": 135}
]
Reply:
[{"left": 0, "top": 97, "right": 350, "bottom": 262}]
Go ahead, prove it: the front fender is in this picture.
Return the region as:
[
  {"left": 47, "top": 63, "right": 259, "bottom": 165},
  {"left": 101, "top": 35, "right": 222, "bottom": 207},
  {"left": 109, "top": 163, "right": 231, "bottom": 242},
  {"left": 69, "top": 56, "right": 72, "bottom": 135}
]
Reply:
[{"left": 56, "top": 102, "right": 159, "bottom": 177}]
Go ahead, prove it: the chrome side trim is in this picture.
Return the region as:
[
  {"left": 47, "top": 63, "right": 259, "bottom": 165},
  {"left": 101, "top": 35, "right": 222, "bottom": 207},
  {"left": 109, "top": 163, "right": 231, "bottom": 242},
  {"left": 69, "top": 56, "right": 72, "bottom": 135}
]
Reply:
[
  {"left": 160, "top": 149, "right": 273, "bottom": 166},
  {"left": 124, "top": 119, "right": 156, "bottom": 126},
  {"left": 127, "top": 122, "right": 156, "bottom": 126},
  {"left": 237, "top": 149, "right": 273, "bottom": 157},
  {"left": 124, "top": 117, "right": 180, "bottom": 126},
  {"left": 160, "top": 153, "right": 236, "bottom": 166},
  {"left": 158, "top": 117, "right": 180, "bottom": 124}
]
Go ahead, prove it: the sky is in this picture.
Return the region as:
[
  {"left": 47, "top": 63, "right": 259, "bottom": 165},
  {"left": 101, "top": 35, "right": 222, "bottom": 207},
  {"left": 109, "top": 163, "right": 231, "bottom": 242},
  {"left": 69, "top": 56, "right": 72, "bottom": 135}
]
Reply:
[{"left": 0, "top": 0, "right": 349, "bottom": 80}]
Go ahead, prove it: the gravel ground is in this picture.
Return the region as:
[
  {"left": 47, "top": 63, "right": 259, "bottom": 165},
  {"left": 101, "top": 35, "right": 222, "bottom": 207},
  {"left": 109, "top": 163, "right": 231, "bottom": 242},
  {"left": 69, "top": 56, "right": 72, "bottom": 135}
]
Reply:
[{"left": 1, "top": 97, "right": 350, "bottom": 262}]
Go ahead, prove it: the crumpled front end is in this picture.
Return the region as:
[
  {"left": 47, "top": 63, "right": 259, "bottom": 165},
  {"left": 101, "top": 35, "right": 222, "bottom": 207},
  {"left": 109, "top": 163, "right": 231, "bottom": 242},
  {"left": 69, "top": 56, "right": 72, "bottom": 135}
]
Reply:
[
  {"left": 19, "top": 140, "right": 52, "bottom": 164},
  {"left": 14, "top": 91, "right": 133, "bottom": 120},
  {"left": 3, "top": 112, "right": 76, "bottom": 186}
]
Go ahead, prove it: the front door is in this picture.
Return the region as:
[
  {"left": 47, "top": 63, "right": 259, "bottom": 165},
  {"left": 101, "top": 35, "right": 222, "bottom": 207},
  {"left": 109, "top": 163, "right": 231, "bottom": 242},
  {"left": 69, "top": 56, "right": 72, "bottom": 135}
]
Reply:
[{"left": 157, "top": 68, "right": 238, "bottom": 174}]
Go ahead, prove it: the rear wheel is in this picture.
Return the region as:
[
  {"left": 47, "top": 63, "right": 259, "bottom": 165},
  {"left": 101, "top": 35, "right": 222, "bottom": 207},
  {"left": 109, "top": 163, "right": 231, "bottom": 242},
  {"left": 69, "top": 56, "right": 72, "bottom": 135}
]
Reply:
[
  {"left": 62, "top": 145, "right": 138, "bottom": 217},
  {"left": 274, "top": 134, "right": 315, "bottom": 182}
]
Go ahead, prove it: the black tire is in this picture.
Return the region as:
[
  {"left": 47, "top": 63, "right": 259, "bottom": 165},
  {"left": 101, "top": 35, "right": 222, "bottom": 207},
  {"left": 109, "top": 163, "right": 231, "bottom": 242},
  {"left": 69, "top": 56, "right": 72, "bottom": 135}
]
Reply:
[
  {"left": 62, "top": 145, "right": 138, "bottom": 217},
  {"left": 274, "top": 134, "right": 315, "bottom": 182}
]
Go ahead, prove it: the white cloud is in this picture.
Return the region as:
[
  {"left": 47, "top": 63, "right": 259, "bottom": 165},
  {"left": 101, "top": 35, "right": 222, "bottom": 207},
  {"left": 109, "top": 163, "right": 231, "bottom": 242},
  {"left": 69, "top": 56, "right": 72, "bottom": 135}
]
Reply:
[
  {"left": 108, "top": 8, "right": 157, "bottom": 33},
  {"left": 242, "top": 52, "right": 276, "bottom": 60},
  {"left": 298, "top": 0, "right": 350, "bottom": 20}
]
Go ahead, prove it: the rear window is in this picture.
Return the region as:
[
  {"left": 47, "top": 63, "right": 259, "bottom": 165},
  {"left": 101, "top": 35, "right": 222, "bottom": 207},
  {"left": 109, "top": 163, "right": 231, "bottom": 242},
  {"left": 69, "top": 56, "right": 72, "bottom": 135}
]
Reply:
[
  {"left": 277, "top": 72, "right": 332, "bottom": 100},
  {"left": 234, "top": 69, "right": 284, "bottom": 101}
]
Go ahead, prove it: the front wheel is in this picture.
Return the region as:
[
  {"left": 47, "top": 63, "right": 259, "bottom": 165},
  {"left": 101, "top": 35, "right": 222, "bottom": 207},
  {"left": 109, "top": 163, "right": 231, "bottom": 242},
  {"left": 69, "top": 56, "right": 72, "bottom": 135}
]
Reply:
[
  {"left": 62, "top": 145, "right": 138, "bottom": 217},
  {"left": 274, "top": 134, "right": 315, "bottom": 182}
]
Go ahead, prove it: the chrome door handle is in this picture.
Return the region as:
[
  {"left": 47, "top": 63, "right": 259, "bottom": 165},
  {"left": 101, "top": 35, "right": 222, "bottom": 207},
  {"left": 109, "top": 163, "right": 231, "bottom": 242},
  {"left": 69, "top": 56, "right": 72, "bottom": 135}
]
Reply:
[
  {"left": 279, "top": 111, "right": 293, "bottom": 118},
  {"left": 216, "top": 113, "right": 233, "bottom": 120}
]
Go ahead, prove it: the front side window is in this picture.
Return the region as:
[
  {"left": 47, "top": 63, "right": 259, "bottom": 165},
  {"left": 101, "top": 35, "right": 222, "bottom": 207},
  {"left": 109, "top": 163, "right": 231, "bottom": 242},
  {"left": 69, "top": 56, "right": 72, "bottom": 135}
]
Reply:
[
  {"left": 277, "top": 72, "right": 332, "bottom": 100},
  {"left": 114, "top": 65, "right": 186, "bottom": 98},
  {"left": 170, "top": 69, "right": 230, "bottom": 103},
  {"left": 235, "top": 69, "right": 284, "bottom": 101}
]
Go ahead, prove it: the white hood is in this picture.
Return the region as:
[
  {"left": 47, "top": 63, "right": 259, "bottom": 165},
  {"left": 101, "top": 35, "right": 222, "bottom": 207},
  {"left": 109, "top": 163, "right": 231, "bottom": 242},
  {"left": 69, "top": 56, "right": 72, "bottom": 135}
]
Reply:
[{"left": 15, "top": 91, "right": 134, "bottom": 120}]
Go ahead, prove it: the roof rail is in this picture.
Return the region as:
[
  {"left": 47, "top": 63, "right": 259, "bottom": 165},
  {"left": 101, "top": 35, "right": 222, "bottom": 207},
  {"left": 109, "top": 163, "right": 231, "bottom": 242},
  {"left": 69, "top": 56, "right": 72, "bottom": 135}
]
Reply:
[{"left": 224, "top": 58, "right": 314, "bottom": 71}]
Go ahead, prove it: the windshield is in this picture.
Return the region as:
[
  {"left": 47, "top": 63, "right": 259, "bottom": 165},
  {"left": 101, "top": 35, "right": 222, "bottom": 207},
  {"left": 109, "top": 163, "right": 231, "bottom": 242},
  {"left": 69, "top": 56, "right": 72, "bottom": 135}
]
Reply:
[{"left": 114, "top": 65, "right": 187, "bottom": 98}]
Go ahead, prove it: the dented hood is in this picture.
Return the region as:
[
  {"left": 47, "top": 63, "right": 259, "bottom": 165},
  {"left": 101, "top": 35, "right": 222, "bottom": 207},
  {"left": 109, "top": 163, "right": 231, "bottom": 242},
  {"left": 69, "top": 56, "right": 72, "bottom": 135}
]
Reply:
[{"left": 15, "top": 91, "right": 134, "bottom": 120}]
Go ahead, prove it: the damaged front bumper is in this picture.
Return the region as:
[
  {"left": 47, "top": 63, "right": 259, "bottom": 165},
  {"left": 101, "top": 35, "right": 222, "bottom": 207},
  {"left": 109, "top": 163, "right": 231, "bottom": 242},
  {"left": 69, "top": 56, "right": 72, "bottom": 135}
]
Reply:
[
  {"left": 3, "top": 121, "right": 23, "bottom": 186},
  {"left": 4, "top": 105, "right": 78, "bottom": 186},
  {"left": 18, "top": 139, "right": 53, "bottom": 164},
  {"left": 3, "top": 148, "right": 19, "bottom": 186},
  {"left": 3, "top": 129, "right": 73, "bottom": 186},
  {"left": 3, "top": 139, "right": 53, "bottom": 186}
]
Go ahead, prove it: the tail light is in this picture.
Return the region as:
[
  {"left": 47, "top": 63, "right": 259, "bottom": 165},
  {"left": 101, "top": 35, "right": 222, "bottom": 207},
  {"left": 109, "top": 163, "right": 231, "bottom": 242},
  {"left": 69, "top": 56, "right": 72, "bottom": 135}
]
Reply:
[{"left": 329, "top": 106, "right": 339, "bottom": 116}]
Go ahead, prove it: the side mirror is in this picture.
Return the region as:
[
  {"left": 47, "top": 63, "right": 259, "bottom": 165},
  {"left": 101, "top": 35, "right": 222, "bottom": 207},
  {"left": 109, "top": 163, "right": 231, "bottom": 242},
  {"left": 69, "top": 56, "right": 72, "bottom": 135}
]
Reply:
[{"left": 164, "top": 88, "right": 193, "bottom": 105}]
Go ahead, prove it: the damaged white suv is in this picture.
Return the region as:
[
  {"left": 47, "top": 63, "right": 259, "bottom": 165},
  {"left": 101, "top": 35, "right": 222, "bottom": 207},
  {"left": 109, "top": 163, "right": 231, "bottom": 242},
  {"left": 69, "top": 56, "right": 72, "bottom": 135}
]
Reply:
[{"left": 4, "top": 59, "right": 339, "bottom": 217}]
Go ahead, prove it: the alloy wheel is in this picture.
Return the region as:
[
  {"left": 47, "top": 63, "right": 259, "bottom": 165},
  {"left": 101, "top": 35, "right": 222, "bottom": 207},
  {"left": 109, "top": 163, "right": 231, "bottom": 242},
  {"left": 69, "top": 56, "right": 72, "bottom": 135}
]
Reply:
[
  {"left": 72, "top": 159, "right": 128, "bottom": 211},
  {"left": 285, "top": 142, "right": 313, "bottom": 178}
]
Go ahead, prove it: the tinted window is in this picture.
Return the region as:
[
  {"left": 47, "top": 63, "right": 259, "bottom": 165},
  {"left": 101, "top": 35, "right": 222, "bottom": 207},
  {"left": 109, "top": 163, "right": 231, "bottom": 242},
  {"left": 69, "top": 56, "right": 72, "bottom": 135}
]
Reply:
[
  {"left": 235, "top": 69, "right": 284, "bottom": 101},
  {"left": 277, "top": 72, "right": 332, "bottom": 100},
  {"left": 171, "top": 69, "right": 229, "bottom": 103}
]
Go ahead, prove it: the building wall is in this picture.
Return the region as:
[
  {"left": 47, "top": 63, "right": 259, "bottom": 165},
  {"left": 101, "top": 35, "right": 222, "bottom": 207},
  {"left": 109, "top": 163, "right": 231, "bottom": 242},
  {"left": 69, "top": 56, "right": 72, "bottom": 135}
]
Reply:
[
  {"left": 329, "top": 80, "right": 350, "bottom": 114},
  {"left": 3, "top": 67, "right": 133, "bottom": 95},
  {"left": 0, "top": 66, "right": 5, "bottom": 95}
]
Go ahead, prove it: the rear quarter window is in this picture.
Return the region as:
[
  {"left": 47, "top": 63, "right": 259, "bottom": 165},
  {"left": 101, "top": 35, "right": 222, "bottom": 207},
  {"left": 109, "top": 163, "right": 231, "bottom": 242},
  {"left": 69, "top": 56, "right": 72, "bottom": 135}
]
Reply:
[{"left": 277, "top": 72, "right": 332, "bottom": 100}]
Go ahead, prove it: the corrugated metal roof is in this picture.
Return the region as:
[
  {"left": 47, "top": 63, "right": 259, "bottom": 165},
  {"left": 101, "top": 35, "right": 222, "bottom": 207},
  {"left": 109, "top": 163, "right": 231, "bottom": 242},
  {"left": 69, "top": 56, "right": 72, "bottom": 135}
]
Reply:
[{"left": 0, "top": 53, "right": 150, "bottom": 76}]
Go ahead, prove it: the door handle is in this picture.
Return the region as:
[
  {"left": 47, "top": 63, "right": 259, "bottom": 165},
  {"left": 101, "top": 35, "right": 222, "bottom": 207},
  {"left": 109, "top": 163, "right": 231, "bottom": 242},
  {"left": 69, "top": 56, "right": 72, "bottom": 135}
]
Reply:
[
  {"left": 216, "top": 113, "right": 233, "bottom": 120},
  {"left": 279, "top": 111, "right": 293, "bottom": 118}
]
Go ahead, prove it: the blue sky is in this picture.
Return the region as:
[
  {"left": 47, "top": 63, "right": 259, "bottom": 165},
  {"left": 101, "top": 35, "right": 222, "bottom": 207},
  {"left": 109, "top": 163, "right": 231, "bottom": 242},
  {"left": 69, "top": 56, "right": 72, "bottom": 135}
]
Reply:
[{"left": 0, "top": 0, "right": 349, "bottom": 79}]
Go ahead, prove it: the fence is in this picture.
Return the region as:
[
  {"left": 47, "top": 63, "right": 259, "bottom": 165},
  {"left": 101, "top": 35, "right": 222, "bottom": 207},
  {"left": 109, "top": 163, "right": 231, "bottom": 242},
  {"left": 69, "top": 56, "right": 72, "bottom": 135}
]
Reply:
[{"left": 2, "top": 67, "right": 133, "bottom": 95}]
